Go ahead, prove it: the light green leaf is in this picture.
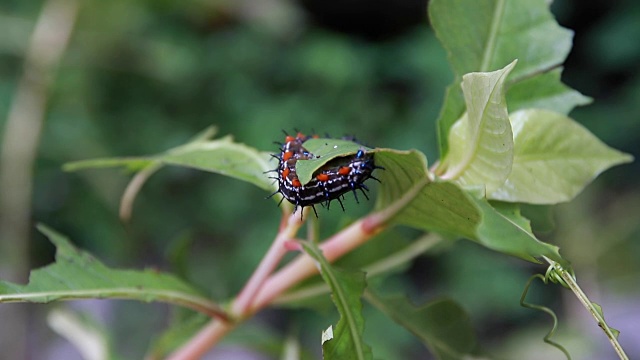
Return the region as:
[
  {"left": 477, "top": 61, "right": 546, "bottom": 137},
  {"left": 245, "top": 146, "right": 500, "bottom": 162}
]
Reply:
[
  {"left": 65, "top": 132, "right": 275, "bottom": 191},
  {"left": 430, "top": 0, "right": 580, "bottom": 156},
  {"left": 489, "top": 109, "right": 634, "bottom": 203},
  {"left": 161, "top": 139, "right": 274, "bottom": 191},
  {"left": 441, "top": 61, "right": 516, "bottom": 194},
  {"left": 507, "top": 67, "right": 592, "bottom": 114},
  {"left": 365, "top": 293, "right": 476, "bottom": 360},
  {"left": 299, "top": 241, "right": 372, "bottom": 360},
  {"left": 0, "top": 225, "right": 225, "bottom": 318}
]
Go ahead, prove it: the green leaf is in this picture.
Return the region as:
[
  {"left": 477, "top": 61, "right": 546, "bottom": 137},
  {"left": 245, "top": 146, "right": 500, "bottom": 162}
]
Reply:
[
  {"left": 296, "top": 138, "right": 372, "bottom": 185},
  {"left": 161, "top": 138, "right": 274, "bottom": 191},
  {"left": 430, "top": 0, "right": 580, "bottom": 156},
  {"left": 373, "top": 149, "right": 567, "bottom": 265},
  {"left": 374, "top": 149, "right": 478, "bottom": 239},
  {"left": 365, "top": 293, "right": 476, "bottom": 360},
  {"left": 299, "top": 241, "right": 372, "bottom": 360},
  {"left": 507, "top": 67, "right": 592, "bottom": 114},
  {"left": 0, "top": 225, "right": 225, "bottom": 318},
  {"left": 489, "top": 109, "right": 634, "bottom": 203},
  {"left": 591, "top": 302, "right": 620, "bottom": 339},
  {"left": 440, "top": 61, "right": 516, "bottom": 194},
  {"left": 474, "top": 198, "right": 564, "bottom": 265},
  {"left": 65, "top": 133, "right": 275, "bottom": 191}
]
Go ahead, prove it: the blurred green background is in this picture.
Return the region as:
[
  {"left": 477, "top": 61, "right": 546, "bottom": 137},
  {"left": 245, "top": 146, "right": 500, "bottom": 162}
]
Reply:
[{"left": 1, "top": 0, "right": 638, "bottom": 359}]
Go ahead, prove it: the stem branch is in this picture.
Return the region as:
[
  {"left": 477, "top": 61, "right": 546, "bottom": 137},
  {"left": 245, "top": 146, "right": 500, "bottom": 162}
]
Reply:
[{"left": 543, "top": 257, "right": 628, "bottom": 360}]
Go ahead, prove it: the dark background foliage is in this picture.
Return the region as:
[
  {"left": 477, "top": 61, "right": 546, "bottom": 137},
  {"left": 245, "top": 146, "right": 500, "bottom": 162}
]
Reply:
[{"left": 0, "top": 0, "right": 638, "bottom": 358}]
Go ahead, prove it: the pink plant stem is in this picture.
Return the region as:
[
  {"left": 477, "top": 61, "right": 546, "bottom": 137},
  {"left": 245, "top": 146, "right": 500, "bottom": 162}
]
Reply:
[
  {"left": 166, "top": 178, "right": 426, "bottom": 359},
  {"left": 165, "top": 319, "right": 233, "bottom": 360},
  {"left": 249, "top": 212, "right": 385, "bottom": 312},
  {"left": 232, "top": 209, "right": 304, "bottom": 315}
]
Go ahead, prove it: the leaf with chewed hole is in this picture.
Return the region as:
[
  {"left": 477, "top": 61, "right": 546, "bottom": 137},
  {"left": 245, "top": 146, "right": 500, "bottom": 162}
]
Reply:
[
  {"left": 296, "top": 138, "right": 373, "bottom": 185},
  {"left": 0, "top": 225, "right": 226, "bottom": 319}
]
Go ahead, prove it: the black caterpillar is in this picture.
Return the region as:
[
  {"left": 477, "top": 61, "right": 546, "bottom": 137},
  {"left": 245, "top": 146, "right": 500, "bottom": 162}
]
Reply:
[{"left": 268, "top": 132, "right": 382, "bottom": 217}]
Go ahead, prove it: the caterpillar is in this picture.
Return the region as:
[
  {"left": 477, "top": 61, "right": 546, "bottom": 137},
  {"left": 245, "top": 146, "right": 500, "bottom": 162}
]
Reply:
[{"left": 268, "top": 132, "right": 382, "bottom": 217}]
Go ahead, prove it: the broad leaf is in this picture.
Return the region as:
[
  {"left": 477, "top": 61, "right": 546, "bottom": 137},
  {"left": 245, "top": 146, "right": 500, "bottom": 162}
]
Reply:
[
  {"left": 440, "top": 61, "right": 515, "bottom": 194},
  {"left": 65, "top": 132, "right": 274, "bottom": 191},
  {"left": 0, "top": 225, "right": 225, "bottom": 318},
  {"left": 299, "top": 241, "right": 372, "bottom": 360},
  {"left": 430, "top": 0, "right": 581, "bottom": 156},
  {"left": 473, "top": 198, "right": 562, "bottom": 264},
  {"left": 373, "top": 149, "right": 566, "bottom": 265},
  {"left": 365, "top": 293, "right": 477, "bottom": 360},
  {"left": 489, "top": 109, "right": 634, "bottom": 203},
  {"left": 507, "top": 68, "right": 591, "bottom": 114}
]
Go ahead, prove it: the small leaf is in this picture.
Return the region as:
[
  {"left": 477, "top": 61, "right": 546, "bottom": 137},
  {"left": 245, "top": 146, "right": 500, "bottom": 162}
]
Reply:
[
  {"left": 430, "top": 0, "right": 580, "bottom": 156},
  {"left": 296, "top": 138, "right": 372, "bottom": 185},
  {"left": 299, "top": 241, "right": 372, "bottom": 360},
  {"left": 0, "top": 225, "right": 225, "bottom": 318},
  {"left": 489, "top": 109, "right": 634, "bottom": 203},
  {"left": 441, "top": 61, "right": 516, "bottom": 194},
  {"left": 591, "top": 302, "right": 620, "bottom": 339},
  {"left": 366, "top": 293, "right": 476, "bottom": 360}
]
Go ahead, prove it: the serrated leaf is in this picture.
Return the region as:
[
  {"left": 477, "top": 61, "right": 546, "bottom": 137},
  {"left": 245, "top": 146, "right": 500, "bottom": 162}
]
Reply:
[
  {"left": 366, "top": 293, "right": 476, "bottom": 360},
  {"left": 489, "top": 109, "right": 634, "bottom": 203},
  {"left": 430, "top": 0, "right": 581, "bottom": 156},
  {"left": 0, "top": 225, "right": 224, "bottom": 317},
  {"left": 299, "top": 241, "right": 372, "bottom": 360},
  {"left": 65, "top": 132, "right": 274, "bottom": 191},
  {"left": 441, "top": 61, "right": 516, "bottom": 194},
  {"left": 373, "top": 149, "right": 567, "bottom": 265}
]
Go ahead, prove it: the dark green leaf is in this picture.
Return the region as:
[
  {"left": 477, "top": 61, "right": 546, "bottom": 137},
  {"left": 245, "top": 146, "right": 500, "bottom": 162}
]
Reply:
[
  {"left": 366, "top": 293, "right": 477, "bottom": 360},
  {"left": 299, "top": 241, "right": 372, "bottom": 360}
]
